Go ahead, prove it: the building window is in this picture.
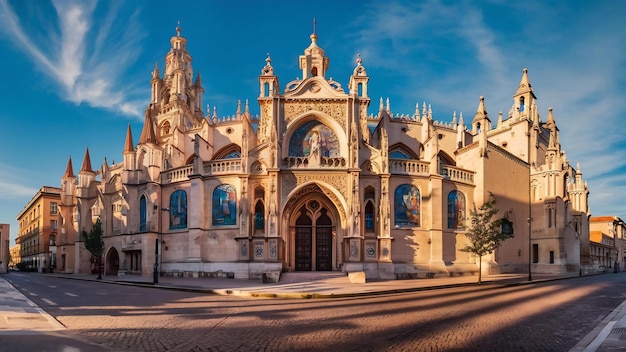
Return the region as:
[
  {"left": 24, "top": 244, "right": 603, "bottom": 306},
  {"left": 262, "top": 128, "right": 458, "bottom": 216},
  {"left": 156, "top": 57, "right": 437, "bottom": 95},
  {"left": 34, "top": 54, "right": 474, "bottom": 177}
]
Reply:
[
  {"left": 533, "top": 244, "right": 539, "bottom": 263},
  {"left": 169, "top": 190, "right": 188, "bottom": 230},
  {"left": 447, "top": 190, "right": 466, "bottom": 229},
  {"left": 549, "top": 251, "right": 555, "bottom": 264},
  {"left": 254, "top": 201, "right": 265, "bottom": 231},
  {"left": 389, "top": 148, "right": 412, "bottom": 159},
  {"left": 50, "top": 202, "right": 58, "bottom": 215},
  {"left": 394, "top": 184, "right": 420, "bottom": 227},
  {"left": 365, "top": 201, "right": 375, "bottom": 232},
  {"left": 50, "top": 220, "right": 58, "bottom": 230},
  {"left": 520, "top": 96, "right": 525, "bottom": 112},
  {"left": 212, "top": 185, "right": 237, "bottom": 226},
  {"left": 139, "top": 195, "right": 147, "bottom": 232}
]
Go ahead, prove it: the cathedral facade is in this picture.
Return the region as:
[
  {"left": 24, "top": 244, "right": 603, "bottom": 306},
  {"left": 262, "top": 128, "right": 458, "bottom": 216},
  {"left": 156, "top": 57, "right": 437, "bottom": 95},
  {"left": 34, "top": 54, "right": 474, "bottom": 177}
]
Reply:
[{"left": 55, "top": 26, "right": 591, "bottom": 280}]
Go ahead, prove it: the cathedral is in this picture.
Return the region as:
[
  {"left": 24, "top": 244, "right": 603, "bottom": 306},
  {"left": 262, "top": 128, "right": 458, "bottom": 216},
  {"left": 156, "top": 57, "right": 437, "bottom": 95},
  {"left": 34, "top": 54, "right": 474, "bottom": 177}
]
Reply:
[{"left": 55, "top": 25, "right": 591, "bottom": 280}]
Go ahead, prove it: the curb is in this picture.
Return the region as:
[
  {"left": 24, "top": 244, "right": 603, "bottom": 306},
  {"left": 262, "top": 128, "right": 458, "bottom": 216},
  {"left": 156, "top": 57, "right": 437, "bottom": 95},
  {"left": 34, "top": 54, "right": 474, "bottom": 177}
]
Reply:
[{"left": 40, "top": 272, "right": 586, "bottom": 299}]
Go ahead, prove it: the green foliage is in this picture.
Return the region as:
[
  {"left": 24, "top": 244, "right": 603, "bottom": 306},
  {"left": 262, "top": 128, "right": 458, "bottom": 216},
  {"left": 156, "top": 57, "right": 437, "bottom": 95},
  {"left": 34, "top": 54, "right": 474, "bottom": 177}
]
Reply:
[
  {"left": 461, "top": 193, "right": 511, "bottom": 257},
  {"left": 82, "top": 217, "right": 104, "bottom": 262}
]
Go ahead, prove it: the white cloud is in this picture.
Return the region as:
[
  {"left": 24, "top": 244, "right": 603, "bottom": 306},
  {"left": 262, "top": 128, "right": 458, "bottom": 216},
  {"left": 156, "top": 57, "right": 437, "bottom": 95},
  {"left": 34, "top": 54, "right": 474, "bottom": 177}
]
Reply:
[{"left": 0, "top": 0, "right": 145, "bottom": 118}]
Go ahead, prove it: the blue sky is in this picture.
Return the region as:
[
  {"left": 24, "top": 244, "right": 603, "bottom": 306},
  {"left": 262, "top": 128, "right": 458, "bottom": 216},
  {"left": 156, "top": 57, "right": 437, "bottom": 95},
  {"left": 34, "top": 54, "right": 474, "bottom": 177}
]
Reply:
[{"left": 0, "top": 0, "right": 624, "bottom": 244}]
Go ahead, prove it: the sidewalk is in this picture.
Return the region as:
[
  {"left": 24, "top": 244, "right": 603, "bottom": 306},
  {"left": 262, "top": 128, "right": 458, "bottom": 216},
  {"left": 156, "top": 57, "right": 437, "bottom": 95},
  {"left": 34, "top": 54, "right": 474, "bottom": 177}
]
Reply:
[{"left": 1, "top": 271, "right": 624, "bottom": 351}]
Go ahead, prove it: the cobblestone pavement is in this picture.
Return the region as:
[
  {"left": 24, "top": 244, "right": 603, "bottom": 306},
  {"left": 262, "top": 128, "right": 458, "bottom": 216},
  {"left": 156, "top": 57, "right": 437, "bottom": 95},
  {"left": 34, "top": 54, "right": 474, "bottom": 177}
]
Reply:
[{"left": 4, "top": 272, "right": 626, "bottom": 351}]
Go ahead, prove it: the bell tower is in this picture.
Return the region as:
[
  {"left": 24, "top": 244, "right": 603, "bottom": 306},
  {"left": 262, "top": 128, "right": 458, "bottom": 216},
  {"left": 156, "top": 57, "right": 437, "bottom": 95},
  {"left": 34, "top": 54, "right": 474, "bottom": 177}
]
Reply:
[{"left": 299, "top": 21, "right": 329, "bottom": 79}]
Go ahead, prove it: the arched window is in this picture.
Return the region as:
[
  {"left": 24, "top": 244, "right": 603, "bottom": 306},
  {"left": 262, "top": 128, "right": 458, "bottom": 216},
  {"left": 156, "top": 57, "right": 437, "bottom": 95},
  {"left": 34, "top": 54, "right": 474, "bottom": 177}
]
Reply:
[
  {"left": 212, "top": 184, "right": 237, "bottom": 226},
  {"left": 289, "top": 120, "right": 339, "bottom": 158},
  {"left": 365, "top": 201, "right": 375, "bottom": 232},
  {"left": 358, "top": 83, "right": 363, "bottom": 97},
  {"left": 254, "top": 200, "right": 265, "bottom": 232},
  {"left": 139, "top": 195, "right": 147, "bottom": 232},
  {"left": 394, "top": 184, "right": 420, "bottom": 227},
  {"left": 447, "top": 191, "right": 466, "bottom": 229},
  {"left": 169, "top": 190, "right": 188, "bottom": 229},
  {"left": 364, "top": 186, "right": 376, "bottom": 232},
  {"left": 520, "top": 96, "right": 525, "bottom": 112},
  {"left": 264, "top": 82, "right": 270, "bottom": 97},
  {"left": 389, "top": 149, "right": 412, "bottom": 159}
]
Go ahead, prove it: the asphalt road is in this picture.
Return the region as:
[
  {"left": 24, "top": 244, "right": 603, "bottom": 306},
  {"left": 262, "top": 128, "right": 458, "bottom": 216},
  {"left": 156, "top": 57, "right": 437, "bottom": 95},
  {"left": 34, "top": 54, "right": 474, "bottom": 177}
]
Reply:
[{"left": 5, "top": 272, "right": 626, "bottom": 351}]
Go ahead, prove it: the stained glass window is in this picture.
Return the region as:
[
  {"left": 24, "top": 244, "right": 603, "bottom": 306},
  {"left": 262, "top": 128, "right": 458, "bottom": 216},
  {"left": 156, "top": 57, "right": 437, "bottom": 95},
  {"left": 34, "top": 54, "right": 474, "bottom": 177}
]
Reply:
[
  {"left": 139, "top": 195, "right": 147, "bottom": 232},
  {"left": 212, "top": 184, "right": 237, "bottom": 226},
  {"left": 169, "top": 190, "right": 188, "bottom": 229},
  {"left": 447, "top": 190, "right": 466, "bottom": 229},
  {"left": 394, "top": 184, "right": 420, "bottom": 227}
]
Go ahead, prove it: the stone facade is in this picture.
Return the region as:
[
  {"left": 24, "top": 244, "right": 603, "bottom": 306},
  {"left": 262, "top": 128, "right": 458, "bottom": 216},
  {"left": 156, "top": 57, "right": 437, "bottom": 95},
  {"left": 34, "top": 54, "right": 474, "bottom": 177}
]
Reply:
[{"left": 56, "top": 26, "right": 591, "bottom": 280}]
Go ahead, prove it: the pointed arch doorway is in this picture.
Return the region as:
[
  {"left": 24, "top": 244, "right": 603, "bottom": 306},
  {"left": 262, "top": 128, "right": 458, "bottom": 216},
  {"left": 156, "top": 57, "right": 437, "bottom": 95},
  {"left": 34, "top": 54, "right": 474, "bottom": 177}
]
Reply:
[{"left": 292, "top": 199, "right": 336, "bottom": 271}]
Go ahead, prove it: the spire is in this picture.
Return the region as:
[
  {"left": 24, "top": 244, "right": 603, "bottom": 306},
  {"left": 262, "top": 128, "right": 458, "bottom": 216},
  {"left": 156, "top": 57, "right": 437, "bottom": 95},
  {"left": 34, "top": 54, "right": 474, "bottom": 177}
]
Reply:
[
  {"left": 139, "top": 109, "right": 158, "bottom": 145},
  {"left": 515, "top": 68, "right": 536, "bottom": 97},
  {"left": 472, "top": 96, "right": 490, "bottom": 134},
  {"left": 546, "top": 107, "right": 556, "bottom": 128},
  {"left": 152, "top": 62, "right": 160, "bottom": 80},
  {"left": 299, "top": 21, "right": 328, "bottom": 79},
  {"left": 64, "top": 157, "right": 74, "bottom": 178},
  {"left": 80, "top": 148, "right": 93, "bottom": 173},
  {"left": 124, "top": 124, "right": 134, "bottom": 153}
]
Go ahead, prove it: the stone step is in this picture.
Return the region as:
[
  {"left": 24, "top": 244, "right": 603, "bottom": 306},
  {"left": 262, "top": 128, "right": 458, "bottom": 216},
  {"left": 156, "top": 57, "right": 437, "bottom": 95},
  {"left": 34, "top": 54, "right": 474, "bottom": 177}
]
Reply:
[{"left": 278, "top": 271, "right": 348, "bottom": 284}]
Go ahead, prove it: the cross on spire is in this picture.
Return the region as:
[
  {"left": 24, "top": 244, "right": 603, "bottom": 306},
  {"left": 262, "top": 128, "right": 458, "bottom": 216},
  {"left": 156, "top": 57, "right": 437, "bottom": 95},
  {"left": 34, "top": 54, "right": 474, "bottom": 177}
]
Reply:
[{"left": 313, "top": 18, "right": 316, "bottom": 35}]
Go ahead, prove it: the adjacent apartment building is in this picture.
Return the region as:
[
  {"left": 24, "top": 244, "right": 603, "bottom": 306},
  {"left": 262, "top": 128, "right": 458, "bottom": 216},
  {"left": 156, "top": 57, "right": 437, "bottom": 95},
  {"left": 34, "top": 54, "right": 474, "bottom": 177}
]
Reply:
[
  {"left": 16, "top": 186, "right": 61, "bottom": 272},
  {"left": 590, "top": 216, "right": 626, "bottom": 271},
  {"left": 54, "top": 25, "right": 592, "bottom": 280},
  {"left": 0, "top": 223, "right": 9, "bottom": 273}
]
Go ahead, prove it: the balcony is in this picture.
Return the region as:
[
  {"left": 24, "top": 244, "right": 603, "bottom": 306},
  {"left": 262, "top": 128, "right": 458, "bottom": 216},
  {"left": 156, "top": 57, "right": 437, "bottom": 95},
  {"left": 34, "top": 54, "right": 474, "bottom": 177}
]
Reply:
[
  {"left": 161, "top": 159, "right": 243, "bottom": 184},
  {"left": 441, "top": 165, "right": 475, "bottom": 184},
  {"left": 389, "top": 159, "right": 430, "bottom": 176}
]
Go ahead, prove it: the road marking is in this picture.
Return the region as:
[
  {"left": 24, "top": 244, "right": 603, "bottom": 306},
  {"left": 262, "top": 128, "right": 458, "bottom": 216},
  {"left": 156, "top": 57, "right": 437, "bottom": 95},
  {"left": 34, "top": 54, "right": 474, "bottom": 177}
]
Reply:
[
  {"left": 41, "top": 298, "right": 57, "bottom": 306},
  {"left": 64, "top": 292, "right": 78, "bottom": 297}
]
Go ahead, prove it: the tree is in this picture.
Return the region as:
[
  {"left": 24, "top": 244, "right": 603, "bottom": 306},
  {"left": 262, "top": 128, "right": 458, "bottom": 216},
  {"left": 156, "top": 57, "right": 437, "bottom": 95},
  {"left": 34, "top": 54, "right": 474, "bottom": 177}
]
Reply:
[
  {"left": 461, "top": 193, "right": 512, "bottom": 283},
  {"left": 82, "top": 217, "right": 104, "bottom": 280}
]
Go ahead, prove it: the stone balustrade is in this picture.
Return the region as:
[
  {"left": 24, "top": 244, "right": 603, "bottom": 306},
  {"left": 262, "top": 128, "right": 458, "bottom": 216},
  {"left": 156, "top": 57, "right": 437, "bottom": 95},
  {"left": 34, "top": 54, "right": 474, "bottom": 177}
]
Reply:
[
  {"left": 441, "top": 165, "right": 474, "bottom": 184},
  {"left": 389, "top": 159, "right": 430, "bottom": 176}
]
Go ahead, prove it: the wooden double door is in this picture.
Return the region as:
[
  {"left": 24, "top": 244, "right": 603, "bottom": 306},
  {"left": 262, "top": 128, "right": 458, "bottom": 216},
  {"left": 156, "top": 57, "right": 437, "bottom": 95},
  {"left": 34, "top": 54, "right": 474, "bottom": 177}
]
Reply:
[{"left": 294, "top": 206, "right": 333, "bottom": 271}]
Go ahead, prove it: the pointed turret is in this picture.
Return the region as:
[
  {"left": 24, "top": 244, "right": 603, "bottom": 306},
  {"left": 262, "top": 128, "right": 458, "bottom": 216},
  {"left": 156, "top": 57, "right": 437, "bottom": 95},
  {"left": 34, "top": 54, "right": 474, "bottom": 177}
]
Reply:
[
  {"left": 471, "top": 96, "right": 491, "bottom": 135},
  {"left": 63, "top": 157, "right": 74, "bottom": 178},
  {"left": 513, "top": 68, "right": 538, "bottom": 120},
  {"left": 80, "top": 148, "right": 93, "bottom": 173},
  {"left": 139, "top": 109, "right": 158, "bottom": 145},
  {"left": 124, "top": 124, "right": 134, "bottom": 153},
  {"left": 61, "top": 156, "right": 76, "bottom": 201},
  {"left": 78, "top": 148, "right": 95, "bottom": 188},
  {"left": 193, "top": 71, "right": 203, "bottom": 114},
  {"left": 123, "top": 124, "right": 136, "bottom": 170},
  {"left": 150, "top": 62, "right": 161, "bottom": 104}
]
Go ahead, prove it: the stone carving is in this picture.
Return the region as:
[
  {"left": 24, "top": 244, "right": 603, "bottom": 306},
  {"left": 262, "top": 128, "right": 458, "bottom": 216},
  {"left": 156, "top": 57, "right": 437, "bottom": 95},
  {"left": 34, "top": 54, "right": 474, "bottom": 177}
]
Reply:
[{"left": 283, "top": 100, "right": 345, "bottom": 126}]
